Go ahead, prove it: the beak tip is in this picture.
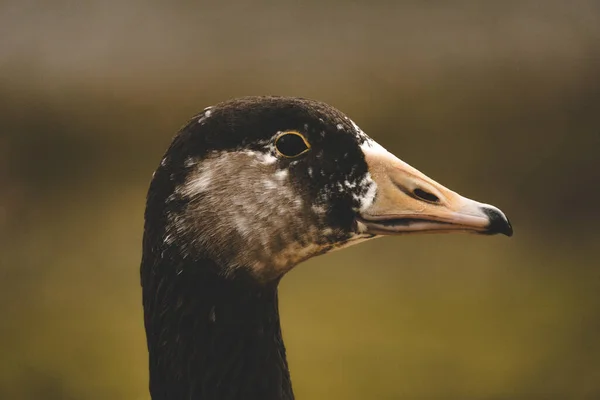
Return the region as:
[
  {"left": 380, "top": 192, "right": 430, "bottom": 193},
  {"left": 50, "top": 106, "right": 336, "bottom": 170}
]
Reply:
[
  {"left": 502, "top": 221, "right": 514, "bottom": 237},
  {"left": 482, "top": 206, "right": 513, "bottom": 237}
]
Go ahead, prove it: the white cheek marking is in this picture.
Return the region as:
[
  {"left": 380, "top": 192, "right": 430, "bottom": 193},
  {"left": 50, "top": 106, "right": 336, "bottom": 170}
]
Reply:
[
  {"left": 168, "top": 146, "right": 383, "bottom": 278},
  {"left": 353, "top": 174, "right": 377, "bottom": 212},
  {"left": 354, "top": 138, "right": 397, "bottom": 213},
  {"left": 352, "top": 139, "right": 382, "bottom": 213},
  {"left": 259, "top": 153, "right": 277, "bottom": 165},
  {"left": 344, "top": 180, "right": 356, "bottom": 189},
  {"left": 274, "top": 169, "right": 288, "bottom": 181},
  {"left": 183, "top": 168, "right": 213, "bottom": 195},
  {"left": 312, "top": 204, "right": 327, "bottom": 214},
  {"left": 263, "top": 180, "right": 278, "bottom": 190},
  {"left": 233, "top": 214, "right": 252, "bottom": 238},
  {"left": 244, "top": 150, "right": 278, "bottom": 165}
]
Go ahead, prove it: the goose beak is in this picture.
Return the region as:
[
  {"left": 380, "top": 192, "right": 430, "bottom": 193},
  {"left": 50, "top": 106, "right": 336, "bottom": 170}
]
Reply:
[{"left": 356, "top": 141, "right": 513, "bottom": 237}]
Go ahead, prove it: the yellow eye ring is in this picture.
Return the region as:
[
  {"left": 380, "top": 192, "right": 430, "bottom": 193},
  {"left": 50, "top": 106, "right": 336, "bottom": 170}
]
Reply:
[{"left": 274, "top": 131, "right": 311, "bottom": 158}]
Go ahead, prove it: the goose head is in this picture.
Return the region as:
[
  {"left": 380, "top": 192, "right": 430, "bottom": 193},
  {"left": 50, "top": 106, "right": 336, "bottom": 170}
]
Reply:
[{"left": 145, "top": 96, "right": 512, "bottom": 282}]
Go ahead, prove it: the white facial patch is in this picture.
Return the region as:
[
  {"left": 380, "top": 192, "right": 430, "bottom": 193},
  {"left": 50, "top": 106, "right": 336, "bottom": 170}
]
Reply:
[
  {"left": 352, "top": 174, "right": 377, "bottom": 213},
  {"left": 352, "top": 137, "right": 398, "bottom": 213},
  {"left": 243, "top": 150, "right": 277, "bottom": 165},
  {"left": 168, "top": 150, "right": 329, "bottom": 279},
  {"left": 274, "top": 169, "right": 288, "bottom": 181},
  {"left": 181, "top": 166, "right": 213, "bottom": 196},
  {"left": 263, "top": 180, "right": 278, "bottom": 190}
]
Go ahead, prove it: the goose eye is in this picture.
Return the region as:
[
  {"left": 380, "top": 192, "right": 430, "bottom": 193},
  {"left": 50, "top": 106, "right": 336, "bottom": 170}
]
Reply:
[{"left": 275, "top": 132, "right": 310, "bottom": 158}]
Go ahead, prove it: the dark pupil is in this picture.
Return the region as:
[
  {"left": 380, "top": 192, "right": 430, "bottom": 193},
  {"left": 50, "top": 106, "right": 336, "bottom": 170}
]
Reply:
[{"left": 276, "top": 134, "right": 308, "bottom": 157}]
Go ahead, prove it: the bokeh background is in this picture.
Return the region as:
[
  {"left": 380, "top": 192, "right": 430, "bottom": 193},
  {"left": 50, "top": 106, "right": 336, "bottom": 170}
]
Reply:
[{"left": 1, "top": 1, "right": 599, "bottom": 399}]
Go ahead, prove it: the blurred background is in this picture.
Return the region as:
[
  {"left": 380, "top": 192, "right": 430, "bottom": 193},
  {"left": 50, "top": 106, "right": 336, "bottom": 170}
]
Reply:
[{"left": 1, "top": 0, "right": 599, "bottom": 399}]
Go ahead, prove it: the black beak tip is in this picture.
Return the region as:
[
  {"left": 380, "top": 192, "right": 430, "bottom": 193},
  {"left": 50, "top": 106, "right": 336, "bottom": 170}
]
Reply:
[{"left": 482, "top": 207, "right": 513, "bottom": 237}]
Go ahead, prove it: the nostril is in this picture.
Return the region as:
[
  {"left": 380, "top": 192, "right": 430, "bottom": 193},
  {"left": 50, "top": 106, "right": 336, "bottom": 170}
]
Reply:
[{"left": 413, "top": 188, "right": 440, "bottom": 203}]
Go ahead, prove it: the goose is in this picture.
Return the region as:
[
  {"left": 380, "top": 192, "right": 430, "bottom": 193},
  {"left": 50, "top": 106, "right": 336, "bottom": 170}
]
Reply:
[{"left": 141, "top": 96, "right": 512, "bottom": 400}]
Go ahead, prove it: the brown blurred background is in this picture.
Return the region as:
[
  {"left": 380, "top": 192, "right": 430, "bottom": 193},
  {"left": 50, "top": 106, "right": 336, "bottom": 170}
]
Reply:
[{"left": 1, "top": 1, "right": 599, "bottom": 399}]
